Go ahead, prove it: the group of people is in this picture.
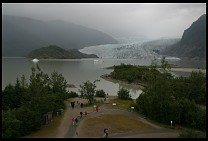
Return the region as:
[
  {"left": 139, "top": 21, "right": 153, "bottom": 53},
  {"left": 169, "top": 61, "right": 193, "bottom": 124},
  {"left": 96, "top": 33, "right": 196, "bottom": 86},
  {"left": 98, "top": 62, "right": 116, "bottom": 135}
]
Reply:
[
  {"left": 71, "top": 100, "right": 85, "bottom": 126},
  {"left": 70, "top": 100, "right": 84, "bottom": 109},
  {"left": 70, "top": 99, "right": 108, "bottom": 138},
  {"left": 72, "top": 111, "right": 88, "bottom": 126},
  {"left": 72, "top": 117, "right": 78, "bottom": 125}
]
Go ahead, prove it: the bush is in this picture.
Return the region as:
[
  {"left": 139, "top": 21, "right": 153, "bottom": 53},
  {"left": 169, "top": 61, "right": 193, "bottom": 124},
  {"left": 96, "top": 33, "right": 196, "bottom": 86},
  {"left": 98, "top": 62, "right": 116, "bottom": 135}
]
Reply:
[
  {"left": 2, "top": 109, "right": 22, "bottom": 138},
  {"left": 95, "top": 89, "right": 106, "bottom": 97},
  {"left": 117, "top": 88, "right": 131, "bottom": 100},
  {"left": 68, "top": 91, "right": 79, "bottom": 98}
]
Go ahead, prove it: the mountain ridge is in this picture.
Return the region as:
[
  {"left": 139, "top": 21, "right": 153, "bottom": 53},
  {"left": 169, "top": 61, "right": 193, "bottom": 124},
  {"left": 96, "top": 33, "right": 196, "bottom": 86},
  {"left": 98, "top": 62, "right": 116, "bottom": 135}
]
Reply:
[
  {"left": 3, "top": 15, "right": 118, "bottom": 57},
  {"left": 162, "top": 14, "right": 206, "bottom": 60}
]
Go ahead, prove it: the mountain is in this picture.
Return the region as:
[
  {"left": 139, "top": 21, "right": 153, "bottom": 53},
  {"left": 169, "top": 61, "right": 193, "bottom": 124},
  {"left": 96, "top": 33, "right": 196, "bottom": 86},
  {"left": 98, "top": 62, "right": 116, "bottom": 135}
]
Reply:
[
  {"left": 2, "top": 15, "right": 118, "bottom": 57},
  {"left": 27, "top": 45, "right": 98, "bottom": 59},
  {"left": 162, "top": 14, "right": 206, "bottom": 60},
  {"left": 79, "top": 38, "right": 180, "bottom": 59}
]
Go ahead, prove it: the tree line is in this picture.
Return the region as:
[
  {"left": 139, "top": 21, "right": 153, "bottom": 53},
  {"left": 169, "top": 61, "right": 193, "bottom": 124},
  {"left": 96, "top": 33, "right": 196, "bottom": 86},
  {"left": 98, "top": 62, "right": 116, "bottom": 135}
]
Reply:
[{"left": 2, "top": 64, "right": 78, "bottom": 138}]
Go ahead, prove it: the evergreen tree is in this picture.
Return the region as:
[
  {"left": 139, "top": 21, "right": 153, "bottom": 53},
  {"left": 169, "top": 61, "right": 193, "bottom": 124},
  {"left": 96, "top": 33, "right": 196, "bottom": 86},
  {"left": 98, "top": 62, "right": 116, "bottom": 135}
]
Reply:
[
  {"left": 2, "top": 64, "right": 72, "bottom": 138},
  {"left": 49, "top": 71, "right": 67, "bottom": 95},
  {"left": 2, "top": 84, "right": 17, "bottom": 109}
]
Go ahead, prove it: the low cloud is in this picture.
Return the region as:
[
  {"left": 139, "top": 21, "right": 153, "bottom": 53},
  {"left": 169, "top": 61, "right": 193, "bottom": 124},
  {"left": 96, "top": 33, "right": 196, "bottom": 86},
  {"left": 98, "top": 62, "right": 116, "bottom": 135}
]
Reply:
[{"left": 2, "top": 3, "right": 206, "bottom": 39}]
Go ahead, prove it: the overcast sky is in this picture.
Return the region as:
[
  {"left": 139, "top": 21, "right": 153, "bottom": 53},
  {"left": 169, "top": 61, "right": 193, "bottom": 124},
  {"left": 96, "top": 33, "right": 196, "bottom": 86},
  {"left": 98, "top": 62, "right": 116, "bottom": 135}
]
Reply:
[{"left": 2, "top": 3, "right": 206, "bottom": 39}]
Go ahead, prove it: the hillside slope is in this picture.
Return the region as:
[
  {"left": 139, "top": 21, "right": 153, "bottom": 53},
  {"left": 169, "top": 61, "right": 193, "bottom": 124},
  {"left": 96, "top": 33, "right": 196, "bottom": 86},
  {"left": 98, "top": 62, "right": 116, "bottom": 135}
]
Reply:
[
  {"left": 162, "top": 14, "right": 206, "bottom": 60},
  {"left": 3, "top": 15, "right": 118, "bottom": 57}
]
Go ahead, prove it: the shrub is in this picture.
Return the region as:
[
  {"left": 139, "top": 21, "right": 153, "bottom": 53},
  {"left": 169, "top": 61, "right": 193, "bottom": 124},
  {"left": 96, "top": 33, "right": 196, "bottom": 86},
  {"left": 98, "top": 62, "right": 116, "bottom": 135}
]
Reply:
[
  {"left": 68, "top": 91, "right": 79, "bottom": 98},
  {"left": 95, "top": 89, "right": 106, "bottom": 97},
  {"left": 117, "top": 88, "right": 131, "bottom": 100}
]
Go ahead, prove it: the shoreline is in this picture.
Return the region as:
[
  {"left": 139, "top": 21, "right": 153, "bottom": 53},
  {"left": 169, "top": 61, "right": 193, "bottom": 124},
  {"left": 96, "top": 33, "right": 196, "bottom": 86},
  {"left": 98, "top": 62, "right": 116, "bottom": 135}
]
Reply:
[
  {"left": 100, "top": 66, "right": 207, "bottom": 93},
  {"left": 100, "top": 74, "right": 146, "bottom": 90},
  {"left": 103, "top": 66, "right": 206, "bottom": 74},
  {"left": 170, "top": 68, "right": 206, "bottom": 73}
]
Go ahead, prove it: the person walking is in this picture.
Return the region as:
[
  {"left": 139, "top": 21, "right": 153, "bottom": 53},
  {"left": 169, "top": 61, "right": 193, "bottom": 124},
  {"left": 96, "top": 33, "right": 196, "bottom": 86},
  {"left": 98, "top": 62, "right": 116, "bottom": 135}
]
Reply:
[
  {"left": 80, "top": 111, "right": 83, "bottom": 118},
  {"left": 84, "top": 111, "right": 87, "bottom": 117},
  {"left": 75, "top": 117, "right": 78, "bottom": 125},
  {"left": 96, "top": 105, "right": 99, "bottom": 112},
  {"left": 81, "top": 103, "right": 83, "bottom": 108},
  {"left": 72, "top": 101, "right": 75, "bottom": 109},
  {"left": 72, "top": 117, "right": 75, "bottom": 125},
  {"left": 71, "top": 101, "right": 75, "bottom": 109},
  {"left": 103, "top": 128, "right": 108, "bottom": 138}
]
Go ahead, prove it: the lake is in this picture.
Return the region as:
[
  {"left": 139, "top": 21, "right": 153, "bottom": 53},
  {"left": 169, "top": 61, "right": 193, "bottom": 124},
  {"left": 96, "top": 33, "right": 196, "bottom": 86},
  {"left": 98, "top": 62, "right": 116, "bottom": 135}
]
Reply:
[{"left": 2, "top": 57, "right": 206, "bottom": 99}]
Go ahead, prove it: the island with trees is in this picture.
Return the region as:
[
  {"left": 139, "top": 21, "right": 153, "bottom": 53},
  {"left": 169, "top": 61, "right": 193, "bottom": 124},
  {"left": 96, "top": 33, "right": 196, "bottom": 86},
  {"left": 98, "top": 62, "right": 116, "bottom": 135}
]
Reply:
[{"left": 27, "top": 45, "right": 98, "bottom": 59}]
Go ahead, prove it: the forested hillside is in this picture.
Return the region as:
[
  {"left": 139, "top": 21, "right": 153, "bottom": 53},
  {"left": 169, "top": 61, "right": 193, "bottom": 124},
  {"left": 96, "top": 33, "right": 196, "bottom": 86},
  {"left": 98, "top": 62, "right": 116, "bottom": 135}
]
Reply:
[{"left": 3, "top": 15, "right": 118, "bottom": 57}]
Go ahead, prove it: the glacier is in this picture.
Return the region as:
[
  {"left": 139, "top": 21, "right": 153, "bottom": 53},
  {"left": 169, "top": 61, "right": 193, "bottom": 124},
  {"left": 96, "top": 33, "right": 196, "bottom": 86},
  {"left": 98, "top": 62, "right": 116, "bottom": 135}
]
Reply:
[{"left": 79, "top": 38, "right": 180, "bottom": 60}]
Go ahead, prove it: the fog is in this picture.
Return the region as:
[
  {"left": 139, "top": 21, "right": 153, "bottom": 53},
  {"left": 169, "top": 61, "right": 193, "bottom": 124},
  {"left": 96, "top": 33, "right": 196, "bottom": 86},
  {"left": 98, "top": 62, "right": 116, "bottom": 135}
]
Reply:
[{"left": 2, "top": 3, "right": 206, "bottom": 39}]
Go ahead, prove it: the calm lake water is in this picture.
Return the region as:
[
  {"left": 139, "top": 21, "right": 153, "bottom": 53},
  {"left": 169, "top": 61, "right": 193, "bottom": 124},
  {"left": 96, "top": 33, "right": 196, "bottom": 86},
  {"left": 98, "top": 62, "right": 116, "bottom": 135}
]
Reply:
[{"left": 2, "top": 57, "right": 206, "bottom": 99}]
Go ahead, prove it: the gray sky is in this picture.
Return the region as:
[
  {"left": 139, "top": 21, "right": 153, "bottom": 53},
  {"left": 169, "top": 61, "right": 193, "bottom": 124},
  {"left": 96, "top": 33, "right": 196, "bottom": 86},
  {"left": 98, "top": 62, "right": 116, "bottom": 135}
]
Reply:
[{"left": 2, "top": 3, "right": 206, "bottom": 39}]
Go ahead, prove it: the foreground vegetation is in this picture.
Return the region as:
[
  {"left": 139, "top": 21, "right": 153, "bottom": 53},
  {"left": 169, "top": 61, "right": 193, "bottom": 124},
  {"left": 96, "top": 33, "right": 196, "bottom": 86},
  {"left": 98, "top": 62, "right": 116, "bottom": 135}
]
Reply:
[
  {"left": 108, "top": 58, "right": 206, "bottom": 132},
  {"left": 2, "top": 65, "right": 78, "bottom": 138}
]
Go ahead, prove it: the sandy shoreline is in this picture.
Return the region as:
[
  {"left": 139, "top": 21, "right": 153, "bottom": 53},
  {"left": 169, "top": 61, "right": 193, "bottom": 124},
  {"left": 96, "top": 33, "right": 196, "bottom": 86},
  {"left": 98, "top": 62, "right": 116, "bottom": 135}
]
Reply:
[
  {"left": 170, "top": 68, "right": 206, "bottom": 73},
  {"left": 104, "top": 65, "right": 206, "bottom": 73}
]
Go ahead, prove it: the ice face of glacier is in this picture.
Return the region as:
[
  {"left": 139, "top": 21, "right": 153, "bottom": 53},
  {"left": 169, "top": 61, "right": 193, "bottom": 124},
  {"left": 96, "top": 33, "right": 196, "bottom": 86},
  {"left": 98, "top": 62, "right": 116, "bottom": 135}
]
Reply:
[{"left": 79, "top": 38, "right": 180, "bottom": 60}]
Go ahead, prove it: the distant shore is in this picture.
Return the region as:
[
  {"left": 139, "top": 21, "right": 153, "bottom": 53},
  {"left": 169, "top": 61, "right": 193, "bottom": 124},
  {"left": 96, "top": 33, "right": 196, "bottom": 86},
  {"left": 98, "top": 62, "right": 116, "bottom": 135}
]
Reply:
[
  {"left": 104, "top": 65, "right": 206, "bottom": 74},
  {"left": 170, "top": 68, "right": 206, "bottom": 73}
]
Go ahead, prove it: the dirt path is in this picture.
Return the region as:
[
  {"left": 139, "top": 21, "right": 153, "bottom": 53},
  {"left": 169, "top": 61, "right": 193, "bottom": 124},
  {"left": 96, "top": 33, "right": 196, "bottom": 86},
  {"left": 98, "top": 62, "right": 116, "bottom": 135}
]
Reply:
[
  {"left": 55, "top": 97, "right": 89, "bottom": 137},
  {"left": 55, "top": 97, "right": 180, "bottom": 138}
]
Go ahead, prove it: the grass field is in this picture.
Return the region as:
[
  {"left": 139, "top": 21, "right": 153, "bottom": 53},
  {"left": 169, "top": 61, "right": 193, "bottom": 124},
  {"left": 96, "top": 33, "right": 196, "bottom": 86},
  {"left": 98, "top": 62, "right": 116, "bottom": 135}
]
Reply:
[{"left": 77, "top": 114, "right": 157, "bottom": 138}]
